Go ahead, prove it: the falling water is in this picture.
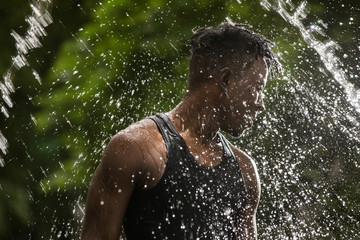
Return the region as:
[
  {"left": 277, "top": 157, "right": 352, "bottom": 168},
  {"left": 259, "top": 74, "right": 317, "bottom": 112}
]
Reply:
[
  {"left": 245, "top": 0, "right": 360, "bottom": 238},
  {"left": 261, "top": 0, "right": 360, "bottom": 114},
  {"left": 0, "top": 0, "right": 53, "bottom": 166}
]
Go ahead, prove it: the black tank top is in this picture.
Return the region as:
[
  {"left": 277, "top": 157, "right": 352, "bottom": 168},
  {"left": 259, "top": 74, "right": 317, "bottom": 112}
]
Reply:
[{"left": 123, "top": 113, "right": 247, "bottom": 239}]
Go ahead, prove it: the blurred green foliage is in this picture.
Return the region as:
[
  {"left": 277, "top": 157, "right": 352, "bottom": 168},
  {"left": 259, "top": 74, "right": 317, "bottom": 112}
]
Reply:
[{"left": 0, "top": 0, "right": 359, "bottom": 239}]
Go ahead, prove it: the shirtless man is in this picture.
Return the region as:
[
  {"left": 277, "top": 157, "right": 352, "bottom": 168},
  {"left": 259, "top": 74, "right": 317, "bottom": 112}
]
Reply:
[{"left": 81, "top": 22, "right": 280, "bottom": 240}]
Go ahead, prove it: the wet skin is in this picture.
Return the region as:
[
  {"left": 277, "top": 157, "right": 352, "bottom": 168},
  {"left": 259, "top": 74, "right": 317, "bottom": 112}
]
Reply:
[{"left": 81, "top": 57, "right": 268, "bottom": 240}]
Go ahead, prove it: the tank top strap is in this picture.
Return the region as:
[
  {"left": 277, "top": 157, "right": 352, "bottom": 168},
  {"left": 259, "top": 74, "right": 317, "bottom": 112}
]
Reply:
[
  {"left": 155, "top": 113, "right": 180, "bottom": 135},
  {"left": 218, "top": 132, "right": 238, "bottom": 163},
  {"left": 148, "top": 113, "right": 180, "bottom": 149}
]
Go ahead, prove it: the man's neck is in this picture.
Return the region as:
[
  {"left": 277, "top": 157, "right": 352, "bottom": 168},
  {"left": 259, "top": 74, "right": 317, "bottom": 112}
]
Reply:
[{"left": 168, "top": 89, "right": 220, "bottom": 146}]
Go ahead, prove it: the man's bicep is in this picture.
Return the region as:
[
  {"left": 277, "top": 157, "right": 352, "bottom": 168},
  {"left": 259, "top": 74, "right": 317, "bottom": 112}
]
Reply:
[
  {"left": 238, "top": 209, "right": 258, "bottom": 240},
  {"left": 229, "top": 144, "right": 260, "bottom": 239},
  {"left": 239, "top": 156, "right": 260, "bottom": 239},
  {"left": 81, "top": 135, "right": 142, "bottom": 239},
  {"left": 238, "top": 190, "right": 259, "bottom": 239}
]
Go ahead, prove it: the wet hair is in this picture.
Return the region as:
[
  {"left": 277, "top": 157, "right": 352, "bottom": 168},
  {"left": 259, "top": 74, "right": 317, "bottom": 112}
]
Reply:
[{"left": 187, "top": 22, "right": 281, "bottom": 90}]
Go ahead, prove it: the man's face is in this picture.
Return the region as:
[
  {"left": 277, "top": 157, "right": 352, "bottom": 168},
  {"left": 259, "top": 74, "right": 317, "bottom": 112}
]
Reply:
[{"left": 221, "top": 57, "right": 269, "bottom": 138}]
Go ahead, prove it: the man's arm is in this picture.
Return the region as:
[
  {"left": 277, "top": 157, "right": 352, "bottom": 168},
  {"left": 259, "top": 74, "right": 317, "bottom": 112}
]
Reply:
[
  {"left": 230, "top": 145, "right": 261, "bottom": 240},
  {"left": 81, "top": 133, "right": 144, "bottom": 240}
]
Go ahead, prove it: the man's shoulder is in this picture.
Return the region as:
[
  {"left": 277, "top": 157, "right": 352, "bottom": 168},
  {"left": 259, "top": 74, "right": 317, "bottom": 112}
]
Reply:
[
  {"left": 111, "top": 117, "right": 158, "bottom": 145},
  {"left": 101, "top": 117, "right": 160, "bottom": 167},
  {"left": 103, "top": 117, "right": 166, "bottom": 187}
]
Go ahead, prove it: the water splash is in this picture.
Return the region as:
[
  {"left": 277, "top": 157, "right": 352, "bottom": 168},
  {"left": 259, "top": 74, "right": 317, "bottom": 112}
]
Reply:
[
  {"left": 261, "top": 0, "right": 360, "bottom": 114},
  {"left": 0, "top": 0, "right": 53, "bottom": 166},
  {"left": 0, "top": 131, "right": 8, "bottom": 167},
  {"left": 248, "top": 0, "right": 360, "bottom": 238}
]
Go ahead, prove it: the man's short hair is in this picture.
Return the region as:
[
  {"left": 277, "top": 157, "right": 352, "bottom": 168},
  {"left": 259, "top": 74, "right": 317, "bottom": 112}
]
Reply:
[{"left": 187, "top": 22, "right": 281, "bottom": 89}]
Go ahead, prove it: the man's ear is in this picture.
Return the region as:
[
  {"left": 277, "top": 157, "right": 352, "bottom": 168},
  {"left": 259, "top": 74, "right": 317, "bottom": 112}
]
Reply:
[{"left": 219, "top": 67, "right": 232, "bottom": 91}]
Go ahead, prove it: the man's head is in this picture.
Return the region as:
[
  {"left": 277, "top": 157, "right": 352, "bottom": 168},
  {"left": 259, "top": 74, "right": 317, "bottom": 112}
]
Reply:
[
  {"left": 187, "top": 22, "right": 280, "bottom": 91},
  {"left": 187, "top": 22, "right": 281, "bottom": 137}
]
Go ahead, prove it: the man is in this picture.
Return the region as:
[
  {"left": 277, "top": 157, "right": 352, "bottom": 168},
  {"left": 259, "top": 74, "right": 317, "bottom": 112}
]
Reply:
[{"left": 81, "top": 22, "right": 280, "bottom": 239}]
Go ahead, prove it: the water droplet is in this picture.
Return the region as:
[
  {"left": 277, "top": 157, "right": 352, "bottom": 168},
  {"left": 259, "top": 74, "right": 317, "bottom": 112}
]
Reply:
[{"left": 224, "top": 207, "right": 232, "bottom": 216}]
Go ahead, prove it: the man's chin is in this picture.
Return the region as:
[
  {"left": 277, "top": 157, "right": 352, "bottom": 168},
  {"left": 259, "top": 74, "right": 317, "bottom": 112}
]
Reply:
[
  {"left": 228, "top": 129, "right": 245, "bottom": 139},
  {"left": 227, "top": 125, "right": 252, "bottom": 139}
]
